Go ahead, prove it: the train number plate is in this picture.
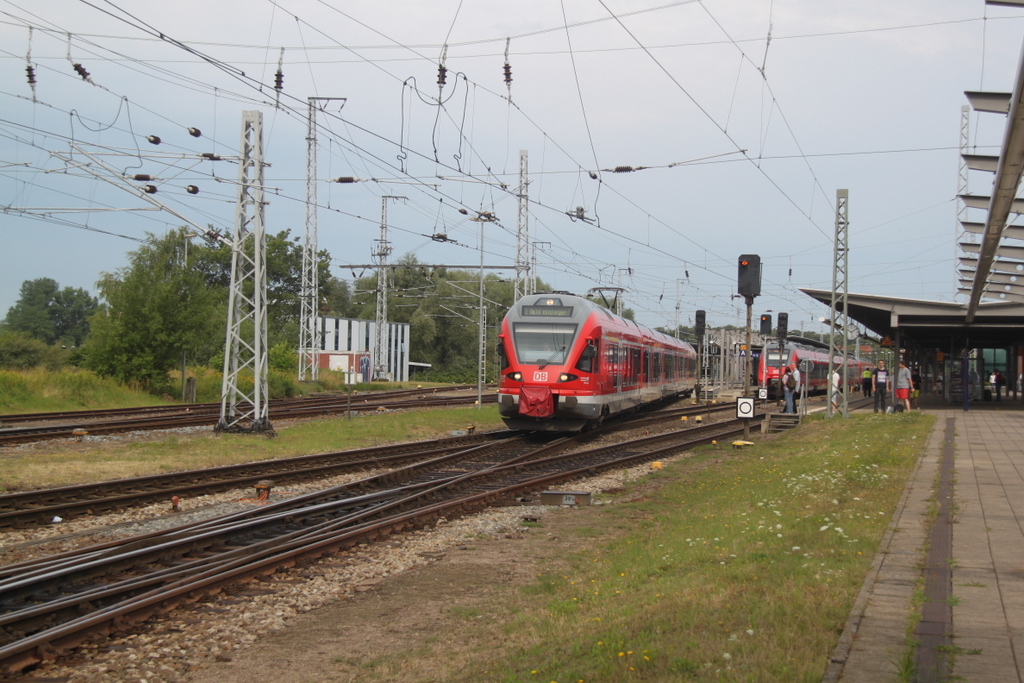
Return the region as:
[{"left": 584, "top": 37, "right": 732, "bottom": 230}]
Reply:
[{"left": 533, "top": 371, "right": 549, "bottom": 382}]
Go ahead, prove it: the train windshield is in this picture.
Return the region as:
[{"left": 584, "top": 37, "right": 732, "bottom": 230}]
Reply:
[{"left": 512, "top": 323, "right": 577, "bottom": 365}]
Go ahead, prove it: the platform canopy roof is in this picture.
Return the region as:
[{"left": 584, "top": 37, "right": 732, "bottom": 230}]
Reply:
[
  {"left": 958, "top": 1, "right": 1024, "bottom": 320},
  {"left": 800, "top": 288, "right": 1024, "bottom": 350}
]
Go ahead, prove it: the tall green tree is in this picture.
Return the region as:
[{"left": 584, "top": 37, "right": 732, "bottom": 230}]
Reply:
[
  {"left": 3, "top": 277, "right": 99, "bottom": 346},
  {"left": 84, "top": 228, "right": 224, "bottom": 387}
]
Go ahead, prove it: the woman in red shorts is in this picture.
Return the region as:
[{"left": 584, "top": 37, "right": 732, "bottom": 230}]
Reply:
[{"left": 895, "top": 360, "right": 913, "bottom": 412}]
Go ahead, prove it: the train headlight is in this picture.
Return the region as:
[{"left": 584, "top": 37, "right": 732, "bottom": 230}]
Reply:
[
  {"left": 558, "top": 373, "right": 578, "bottom": 382},
  {"left": 506, "top": 372, "right": 523, "bottom": 381}
]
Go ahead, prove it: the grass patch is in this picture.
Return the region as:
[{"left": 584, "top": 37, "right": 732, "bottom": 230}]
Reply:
[
  {"left": 433, "top": 411, "right": 934, "bottom": 682},
  {"left": 0, "top": 368, "right": 171, "bottom": 414},
  {"left": 0, "top": 406, "right": 506, "bottom": 492}
]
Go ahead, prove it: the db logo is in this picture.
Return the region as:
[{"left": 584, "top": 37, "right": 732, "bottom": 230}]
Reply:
[{"left": 533, "top": 371, "right": 549, "bottom": 382}]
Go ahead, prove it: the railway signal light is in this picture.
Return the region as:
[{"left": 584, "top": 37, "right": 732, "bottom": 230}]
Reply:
[
  {"left": 777, "top": 312, "right": 789, "bottom": 342},
  {"left": 695, "top": 310, "right": 706, "bottom": 339},
  {"left": 737, "top": 254, "right": 761, "bottom": 298},
  {"left": 759, "top": 314, "right": 772, "bottom": 335}
]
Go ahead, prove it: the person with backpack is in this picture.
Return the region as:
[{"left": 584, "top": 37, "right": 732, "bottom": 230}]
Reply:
[
  {"left": 782, "top": 362, "right": 799, "bottom": 414},
  {"left": 872, "top": 360, "right": 889, "bottom": 413}
]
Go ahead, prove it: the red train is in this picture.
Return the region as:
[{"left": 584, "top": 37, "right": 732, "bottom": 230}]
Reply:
[
  {"left": 497, "top": 293, "right": 697, "bottom": 431},
  {"left": 757, "top": 340, "right": 870, "bottom": 398}
]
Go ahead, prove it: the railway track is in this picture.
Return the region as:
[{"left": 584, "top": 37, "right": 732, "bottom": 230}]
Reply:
[
  {"left": 0, "top": 386, "right": 475, "bottom": 425},
  {"left": 0, "top": 389, "right": 489, "bottom": 447},
  {"left": 0, "top": 413, "right": 751, "bottom": 673},
  {"left": 0, "top": 403, "right": 734, "bottom": 528}
]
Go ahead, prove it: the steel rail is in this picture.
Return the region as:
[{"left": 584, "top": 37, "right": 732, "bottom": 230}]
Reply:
[{"left": 0, "top": 417, "right": 749, "bottom": 672}]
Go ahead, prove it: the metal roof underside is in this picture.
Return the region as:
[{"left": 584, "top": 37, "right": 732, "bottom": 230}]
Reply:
[
  {"left": 960, "top": 34, "right": 1024, "bottom": 321},
  {"left": 800, "top": 288, "right": 1024, "bottom": 349}
]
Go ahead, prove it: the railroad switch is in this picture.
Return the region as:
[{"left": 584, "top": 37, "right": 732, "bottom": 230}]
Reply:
[
  {"left": 694, "top": 416, "right": 703, "bottom": 423},
  {"left": 731, "top": 441, "right": 755, "bottom": 450},
  {"left": 72, "top": 428, "right": 88, "bottom": 442},
  {"left": 466, "top": 424, "right": 476, "bottom": 434},
  {"left": 171, "top": 495, "right": 180, "bottom": 512},
  {"left": 254, "top": 480, "right": 275, "bottom": 502}
]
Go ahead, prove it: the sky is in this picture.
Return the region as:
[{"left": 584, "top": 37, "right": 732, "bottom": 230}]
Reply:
[{"left": 2, "top": 0, "right": 1023, "bottom": 338}]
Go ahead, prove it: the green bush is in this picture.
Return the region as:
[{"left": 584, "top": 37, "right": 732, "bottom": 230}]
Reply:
[
  {"left": 268, "top": 342, "right": 297, "bottom": 373},
  {"left": 0, "top": 332, "right": 49, "bottom": 369}
]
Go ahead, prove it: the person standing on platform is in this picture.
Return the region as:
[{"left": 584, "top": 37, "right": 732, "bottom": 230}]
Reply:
[
  {"left": 781, "top": 364, "right": 796, "bottom": 414},
  {"left": 872, "top": 360, "right": 890, "bottom": 413},
  {"left": 895, "top": 360, "right": 913, "bottom": 412},
  {"left": 995, "top": 370, "right": 1006, "bottom": 401},
  {"left": 791, "top": 362, "right": 802, "bottom": 414},
  {"left": 862, "top": 366, "right": 873, "bottom": 398}
]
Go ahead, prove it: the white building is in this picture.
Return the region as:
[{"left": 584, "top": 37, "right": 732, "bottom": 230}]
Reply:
[{"left": 317, "top": 316, "right": 410, "bottom": 382}]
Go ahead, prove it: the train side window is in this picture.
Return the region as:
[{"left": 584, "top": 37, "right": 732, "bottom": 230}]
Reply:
[
  {"left": 497, "top": 340, "right": 510, "bottom": 371},
  {"left": 575, "top": 339, "right": 598, "bottom": 373}
]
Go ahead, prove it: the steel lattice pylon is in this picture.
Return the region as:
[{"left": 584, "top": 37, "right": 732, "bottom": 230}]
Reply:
[
  {"left": 514, "top": 150, "right": 530, "bottom": 299},
  {"left": 826, "top": 189, "right": 850, "bottom": 419},
  {"left": 954, "top": 104, "right": 971, "bottom": 301},
  {"left": 373, "top": 196, "right": 402, "bottom": 380},
  {"left": 299, "top": 99, "right": 321, "bottom": 381},
  {"left": 217, "top": 111, "right": 272, "bottom": 434}
]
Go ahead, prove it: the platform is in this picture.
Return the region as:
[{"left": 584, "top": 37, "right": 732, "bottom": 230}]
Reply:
[{"left": 831, "top": 396, "right": 1024, "bottom": 682}]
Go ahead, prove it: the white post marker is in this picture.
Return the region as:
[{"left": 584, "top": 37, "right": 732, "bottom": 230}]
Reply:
[{"left": 736, "top": 396, "right": 755, "bottom": 419}]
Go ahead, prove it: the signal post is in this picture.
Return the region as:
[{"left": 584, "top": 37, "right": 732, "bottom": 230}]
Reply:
[{"left": 737, "top": 255, "right": 761, "bottom": 438}]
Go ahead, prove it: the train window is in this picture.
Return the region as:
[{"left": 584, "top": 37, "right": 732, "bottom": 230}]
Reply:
[
  {"left": 575, "top": 340, "right": 598, "bottom": 373},
  {"left": 497, "top": 340, "right": 510, "bottom": 371},
  {"left": 512, "top": 323, "right": 578, "bottom": 365},
  {"left": 652, "top": 352, "right": 662, "bottom": 382}
]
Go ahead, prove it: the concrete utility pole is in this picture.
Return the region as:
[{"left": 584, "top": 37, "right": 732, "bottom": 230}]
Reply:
[
  {"left": 218, "top": 111, "right": 272, "bottom": 434},
  {"left": 531, "top": 241, "right": 550, "bottom": 295},
  {"left": 514, "top": 150, "right": 530, "bottom": 300},
  {"left": 373, "top": 196, "right": 404, "bottom": 380},
  {"left": 827, "top": 189, "right": 850, "bottom": 418}
]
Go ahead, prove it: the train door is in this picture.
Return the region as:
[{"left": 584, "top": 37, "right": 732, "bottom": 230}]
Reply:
[{"left": 603, "top": 340, "right": 620, "bottom": 392}]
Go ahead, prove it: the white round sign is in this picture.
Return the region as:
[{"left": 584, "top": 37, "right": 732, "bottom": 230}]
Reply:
[{"left": 736, "top": 397, "right": 755, "bottom": 419}]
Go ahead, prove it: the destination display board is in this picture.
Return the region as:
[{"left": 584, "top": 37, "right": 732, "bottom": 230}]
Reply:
[{"left": 521, "top": 305, "right": 574, "bottom": 317}]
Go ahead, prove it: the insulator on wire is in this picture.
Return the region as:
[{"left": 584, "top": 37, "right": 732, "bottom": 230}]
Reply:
[
  {"left": 458, "top": 208, "right": 468, "bottom": 215},
  {"left": 147, "top": 135, "right": 161, "bottom": 145},
  {"left": 186, "top": 185, "right": 199, "bottom": 195},
  {"left": 588, "top": 171, "right": 598, "bottom": 180},
  {"left": 72, "top": 62, "right": 90, "bottom": 81},
  {"left": 437, "top": 64, "right": 447, "bottom": 87},
  {"left": 273, "top": 47, "right": 285, "bottom": 101},
  {"left": 188, "top": 127, "right": 202, "bottom": 138},
  {"left": 143, "top": 185, "right": 158, "bottom": 194},
  {"left": 333, "top": 176, "right": 357, "bottom": 183},
  {"left": 26, "top": 65, "right": 36, "bottom": 85},
  {"left": 133, "top": 174, "right": 152, "bottom": 181},
  {"left": 201, "top": 152, "right": 222, "bottom": 161},
  {"left": 685, "top": 269, "right": 690, "bottom": 279},
  {"left": 503, "top": 38, "right": 512, "bottom": 91},
  {"left": 613, "top": 166, "right": 634, "bottom": 173}
]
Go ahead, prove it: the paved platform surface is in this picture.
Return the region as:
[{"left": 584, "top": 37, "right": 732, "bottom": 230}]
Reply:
[{"left": 831, "top": 398, "right": 1024, "bottom": 682}]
